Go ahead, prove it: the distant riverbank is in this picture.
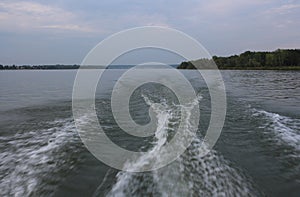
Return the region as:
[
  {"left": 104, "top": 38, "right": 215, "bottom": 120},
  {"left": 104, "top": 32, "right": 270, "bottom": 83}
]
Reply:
[
  {"left": 218, "top": 66, "right": 300, "bottom": 70},
  {"left": 1, "top": 49, "right": 300, "bottom": 70},
  {"left": 178, "top": 65, "right": 300, "bottom": 70},
  {"left": 177, "top": 49, "right": 300, "bottom": 70}
]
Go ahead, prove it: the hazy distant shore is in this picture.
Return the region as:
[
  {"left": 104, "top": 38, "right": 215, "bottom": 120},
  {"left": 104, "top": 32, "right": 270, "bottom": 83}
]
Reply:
[
  {"left": 2, "top": 66, "right": 300, "bottom": 70},
  {"left": 177, "top": 49, "right": 300, "bottom": 70},
  {"left": 1, "top": 49, "right": 299, "bottom": 70},
  {"left": 178, "top": 66, "right": 300, "bottom": 70}
]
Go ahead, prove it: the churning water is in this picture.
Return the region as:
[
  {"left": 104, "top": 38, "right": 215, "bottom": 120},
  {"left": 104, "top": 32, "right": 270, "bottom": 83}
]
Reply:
[{"left": 0, "top": 70, "right": 299, "bottom": 196}]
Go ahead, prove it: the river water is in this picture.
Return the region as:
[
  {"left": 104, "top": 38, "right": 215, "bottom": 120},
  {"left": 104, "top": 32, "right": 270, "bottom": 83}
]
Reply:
[{"left": 0, "top": 70, "right": 299, "bottom": 196}]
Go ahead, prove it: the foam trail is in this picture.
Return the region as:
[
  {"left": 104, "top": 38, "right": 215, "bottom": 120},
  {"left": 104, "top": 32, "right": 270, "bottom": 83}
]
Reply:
[
  {"left": 252, "top": 109, "right": 300, "bottom": 154},
  {"left": 0, "top": 118, "right": 80, "bottom": 196},
  {"left": 107, "top": 95, "right": 257, "bottom": 196}
]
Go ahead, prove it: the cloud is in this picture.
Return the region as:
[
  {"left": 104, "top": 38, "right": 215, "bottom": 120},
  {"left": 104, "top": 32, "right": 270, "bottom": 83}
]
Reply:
[
  {"left": 265, "top": 3, "right": 300, "bottom": 15},
  {"left": 0, "top": 0, "right": 299, "bottom": 64},
  {"left": 191, "top": 0, "right": 270, "bottom": 17},
  {"left": 39, "top": 25, "right": 93, "bottom": 32},
  {"left": 0, "top": 1, "right": 173, "bottom": 35},
  {"left": 117, "top": 13, "right": 171, "bottom": 27},
  {"left": 261, "top": 3, "right": 300, "bottom": 29},
  {"left": 0, "top": 1, "right": 95, "bottom": 33}
]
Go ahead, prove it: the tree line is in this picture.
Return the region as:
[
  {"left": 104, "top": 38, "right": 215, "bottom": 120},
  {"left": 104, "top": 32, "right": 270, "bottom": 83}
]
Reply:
[
  {"left": 178, "top": 49, "right": 300, "bottom": 69},
  {"left": 1, "top": 49, "right": 300, "bottom": 70}
]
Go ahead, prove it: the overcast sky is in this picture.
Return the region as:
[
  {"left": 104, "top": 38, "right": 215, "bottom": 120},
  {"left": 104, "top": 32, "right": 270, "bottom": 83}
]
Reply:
[{"left": 0, "top": 0, "right": 299, "bottom": 65}]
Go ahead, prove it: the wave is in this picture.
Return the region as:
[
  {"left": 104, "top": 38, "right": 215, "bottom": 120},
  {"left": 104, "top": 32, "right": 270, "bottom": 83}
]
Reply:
[
  {"left": 106, "top": 95, "right": 257, "bottom": 196},
  {"left": 252, "top": 109, "right": 300, "bottom": 154},
  {"left": 0, "top": 118, "right": 81, "bottom": 196}
]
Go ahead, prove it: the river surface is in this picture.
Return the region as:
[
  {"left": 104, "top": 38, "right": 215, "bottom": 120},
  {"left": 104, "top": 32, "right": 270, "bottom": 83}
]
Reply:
[{"left": 0, "top": 70, "right": 299, "bottom": 196}]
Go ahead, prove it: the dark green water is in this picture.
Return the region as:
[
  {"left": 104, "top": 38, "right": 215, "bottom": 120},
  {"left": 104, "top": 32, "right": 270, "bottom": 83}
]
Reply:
[{"left": 0, "top": 70, "right": 299, "bottom": 196}]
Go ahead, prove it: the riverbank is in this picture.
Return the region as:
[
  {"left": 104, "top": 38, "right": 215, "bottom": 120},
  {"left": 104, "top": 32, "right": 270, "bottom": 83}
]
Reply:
[
  {"left": 177, "top": 49, "right": 300, "bottom": 70},
  {"left": 177, "top": 65, "right": 300, "bottom": 70}
]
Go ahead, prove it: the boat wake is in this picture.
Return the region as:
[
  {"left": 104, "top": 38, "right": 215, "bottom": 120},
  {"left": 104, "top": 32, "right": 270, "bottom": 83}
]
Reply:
[
  {"left": 105, "top": 95, "right": 258, "bottom": 196},
  {"left": 252, "top": 109, "right": 300, "bottom": 156},
  {"left": 0, "top": 118, "right": 81, "bottom": 196}
]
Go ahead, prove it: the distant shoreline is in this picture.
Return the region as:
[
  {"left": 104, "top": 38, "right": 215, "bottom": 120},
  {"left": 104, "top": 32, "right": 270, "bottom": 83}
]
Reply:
[
  {"left": 177, "top": 49, "right": 300, "bottom": 70},
  {"left": 1, "top": 67, "right": 300, "bottom": 71},
  {"left": 1, "top": 66, "right": 300, "bottom": 71},
  {"left": 218, "top": 66, "right": 300, "bottom": 70},
  {"left": 1, "top": 49, "right": 299, "bottom": 71},
  {"left": 178, "top": 66, "right": 300, "bottom": 70}
]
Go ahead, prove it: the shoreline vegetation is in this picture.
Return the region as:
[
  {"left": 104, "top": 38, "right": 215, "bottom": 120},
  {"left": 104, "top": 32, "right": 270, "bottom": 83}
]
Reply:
[
  {"left": 1, "top": 49, "right": 300, "bottom": 70},
  {"left": 178, "top": 49, "right": 300, "bottom": 70}
]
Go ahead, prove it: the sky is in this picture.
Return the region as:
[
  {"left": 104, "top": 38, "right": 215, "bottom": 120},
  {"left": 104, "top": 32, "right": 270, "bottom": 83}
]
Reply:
[{"left": 0, "top": 0, "right": 299, "bottom": 65}]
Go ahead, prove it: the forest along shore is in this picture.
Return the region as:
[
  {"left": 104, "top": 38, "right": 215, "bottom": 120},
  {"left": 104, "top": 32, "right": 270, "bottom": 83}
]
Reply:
[
  {"left": 1, "top": 49, "right": 300, "bottom": 70},
  {"left": 177, "top": 49, "right": 300, "bottom": 70}
]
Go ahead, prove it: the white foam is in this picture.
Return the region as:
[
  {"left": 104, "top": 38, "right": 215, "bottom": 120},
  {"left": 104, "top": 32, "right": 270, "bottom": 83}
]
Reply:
[
  {"left": 0, "top": 118, "right": 79, "bottom": 196},
  {"left": 252, "top": 109, "right": 300, "bottom": 154},
  {"left": 107, "top": 95, "right": 256, "bottom": 196}
]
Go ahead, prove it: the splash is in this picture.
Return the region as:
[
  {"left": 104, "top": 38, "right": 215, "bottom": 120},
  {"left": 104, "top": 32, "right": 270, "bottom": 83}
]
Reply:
[
  {"left": 252, "top": 109, "right": 300, "bottom": 154},
  {"left": 0, "top": 118, "right": 81, "bottom": 196},
  {"left": 107, "top": 95, "right": 257, "bottom": 196}
]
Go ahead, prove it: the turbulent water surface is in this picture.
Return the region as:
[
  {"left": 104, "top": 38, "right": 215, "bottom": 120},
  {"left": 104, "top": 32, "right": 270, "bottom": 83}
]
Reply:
[{"left": 0, "top": 70, "right": 299, "bottom": 196}]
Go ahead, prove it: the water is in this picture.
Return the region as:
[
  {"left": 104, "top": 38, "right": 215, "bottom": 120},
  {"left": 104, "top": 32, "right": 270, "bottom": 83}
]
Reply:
[{"left": 0, "top": 70, "right": 299, "bottom": 196}]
